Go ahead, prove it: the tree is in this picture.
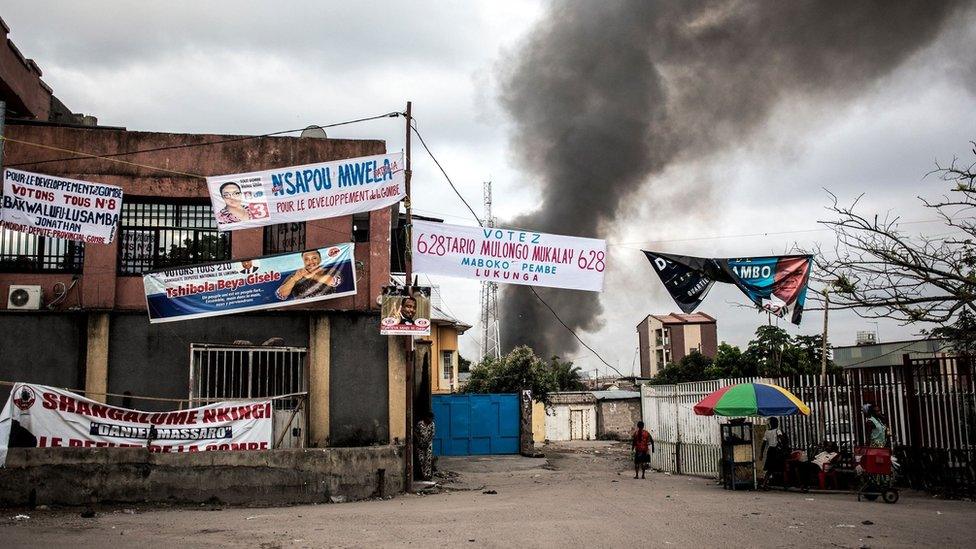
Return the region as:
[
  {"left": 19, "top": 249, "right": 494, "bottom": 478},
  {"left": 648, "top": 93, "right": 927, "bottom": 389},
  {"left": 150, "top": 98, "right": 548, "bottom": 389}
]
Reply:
[
  {"left": 746, "top": 325, "right": 792, "bottom": 377},
  {"left": 458, "top": 354, "right": 472, "bottom": 374},
  {"left": 709, "top": 342, "right": 758, "bottom": 378},
  {"left": 812, "top": 141, "right": 976, "bottom": 326},
  {"left": 650, "top": 350, "right": 713, "bottom": 384},
  {"left": 929, "top": 308, "right": 976, "bottom": 356},
  {"left": 464, "top": 345, "right": 558, "bottom": 404},
  {"left": 549, "top": 356, "right": 585, "bottom": 391}
]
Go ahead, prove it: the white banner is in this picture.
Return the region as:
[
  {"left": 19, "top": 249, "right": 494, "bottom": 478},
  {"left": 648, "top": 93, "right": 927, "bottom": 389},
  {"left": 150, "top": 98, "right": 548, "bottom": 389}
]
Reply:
[
  {"left": 412, "top": 220, "right": 607, "bottom": 291},
  {"left": 1, "top": 169, "right": 123, "bottom": 244},
  {"left": 0, "top": 383, "right": 273, "bottom": 466},
  {"left": 206, "top": 152, "right": 405, "bottom": 231}
]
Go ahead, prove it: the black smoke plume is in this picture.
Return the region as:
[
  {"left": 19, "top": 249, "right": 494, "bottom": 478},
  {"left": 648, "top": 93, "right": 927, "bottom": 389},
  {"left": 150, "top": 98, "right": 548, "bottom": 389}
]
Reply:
[{"left": 498, "top": 0, "right": 969, "bottom": 357}]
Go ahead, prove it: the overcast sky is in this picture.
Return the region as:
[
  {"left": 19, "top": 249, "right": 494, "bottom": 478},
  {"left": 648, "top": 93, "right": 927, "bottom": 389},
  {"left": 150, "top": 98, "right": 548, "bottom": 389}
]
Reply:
[{"left": 4, "top": 2, "right": 975, "bottom": 376}]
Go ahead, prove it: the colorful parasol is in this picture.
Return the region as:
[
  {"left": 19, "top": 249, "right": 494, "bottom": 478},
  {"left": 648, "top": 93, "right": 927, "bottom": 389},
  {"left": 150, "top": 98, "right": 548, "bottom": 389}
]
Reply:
[{"left": 693, "top": 382, "right": 810, "bottom": 417}]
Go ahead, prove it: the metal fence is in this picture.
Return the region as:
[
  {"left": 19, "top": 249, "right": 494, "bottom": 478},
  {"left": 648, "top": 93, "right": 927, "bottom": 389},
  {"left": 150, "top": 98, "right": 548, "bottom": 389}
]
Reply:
[
  {"left": 641, "top": 355, "right": 976, "bottom": 498},
  {"left": 189, "top": 344, "right": 308, "bottom": 449},
  {"left": 0, "top": 226, "right": 84, "bottom": 273}
]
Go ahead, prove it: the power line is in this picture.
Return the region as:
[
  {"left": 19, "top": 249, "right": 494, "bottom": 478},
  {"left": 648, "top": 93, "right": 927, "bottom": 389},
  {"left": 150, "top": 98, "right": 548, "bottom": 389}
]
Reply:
[
  {"left": 5, "top": 111, "right": 402, "bottom": 170},
  {"left": 408, "top": 128, "right": 621, "bottom": 376},
  {"left": 409, "top": 122, "right": 483, "bottom": 227},
  {"left": 527, "top": 286, "right": 624, "bottom": 377}
]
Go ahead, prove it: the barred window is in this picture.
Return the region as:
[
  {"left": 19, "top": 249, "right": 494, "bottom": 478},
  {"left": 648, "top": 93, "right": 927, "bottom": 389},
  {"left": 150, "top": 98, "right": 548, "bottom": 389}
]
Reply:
[
  {"left": 263, "top": 222, "right": 306, "bottom": 255},
  {"left": 118, "top": 200, "right": 231, "bottom": 275},
  {"left": 0, "top": 227, "right": 84, "bottom": 273}
]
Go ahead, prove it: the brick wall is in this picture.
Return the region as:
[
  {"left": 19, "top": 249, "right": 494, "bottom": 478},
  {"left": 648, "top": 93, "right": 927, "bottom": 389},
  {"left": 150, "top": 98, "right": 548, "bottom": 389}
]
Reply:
[{"left": 596, "top": 399, "right": 641, "bottom": 439}]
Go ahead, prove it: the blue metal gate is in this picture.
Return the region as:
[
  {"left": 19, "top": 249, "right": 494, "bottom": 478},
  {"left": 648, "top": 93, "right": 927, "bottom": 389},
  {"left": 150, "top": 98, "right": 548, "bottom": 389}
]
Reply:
[{"left": 432, "top": 393, "right": 519, "bottom": 456}]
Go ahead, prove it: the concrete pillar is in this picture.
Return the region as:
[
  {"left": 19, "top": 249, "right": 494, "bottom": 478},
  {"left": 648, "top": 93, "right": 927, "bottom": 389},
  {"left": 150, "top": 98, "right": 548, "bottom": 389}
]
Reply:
[
  {"left": 308, "top": 314, "right": 330, "bottom": 447},
  {"left": 84, "top": 313, "right": 110, "bottom": 403},
  {"left": 388, "top": 337, "right": 406, "bottom": 443}
]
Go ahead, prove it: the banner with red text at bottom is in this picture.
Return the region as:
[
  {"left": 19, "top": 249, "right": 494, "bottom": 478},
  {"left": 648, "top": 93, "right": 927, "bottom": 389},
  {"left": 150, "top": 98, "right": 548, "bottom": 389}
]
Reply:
[
  {"left": 0, "top": 383, "right": 272, "bottom": 466},
  {"left": 412, "top": 220, "right": 607, "bottom": 291}
]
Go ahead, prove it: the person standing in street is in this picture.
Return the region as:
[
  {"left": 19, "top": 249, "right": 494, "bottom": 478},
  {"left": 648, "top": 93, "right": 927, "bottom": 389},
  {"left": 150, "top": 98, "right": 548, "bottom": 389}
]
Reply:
[{"left": 632, "top": 421, "right": 654, "bottom": 479}]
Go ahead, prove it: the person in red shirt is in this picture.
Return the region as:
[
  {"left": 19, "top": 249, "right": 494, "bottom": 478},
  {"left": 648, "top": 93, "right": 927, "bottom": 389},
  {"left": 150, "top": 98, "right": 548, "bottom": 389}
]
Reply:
[{"left": 632, "top": 421, "right": 655, "bottom": 479}]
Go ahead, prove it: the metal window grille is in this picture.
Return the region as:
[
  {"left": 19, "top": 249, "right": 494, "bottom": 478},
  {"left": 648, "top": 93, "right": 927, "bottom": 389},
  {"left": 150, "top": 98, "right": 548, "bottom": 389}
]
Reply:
[
  {"left": 117, "top": 200, "right": 231, "bottom": 275},
  {"left": 442, "top": 351, "right": 453, "bottom": 381},
  {"left": 0, "top": 226, "right": 84, "bottom": 273},
  {"left": 189, "top": 344, "right": 308, "bottom": 448},
  {"left": 263, "top": 222, "right": 306, "bottom": 254}
]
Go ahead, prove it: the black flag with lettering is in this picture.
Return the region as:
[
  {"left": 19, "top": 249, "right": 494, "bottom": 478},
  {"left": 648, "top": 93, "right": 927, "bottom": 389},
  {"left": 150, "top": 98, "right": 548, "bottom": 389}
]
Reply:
[{"left": 643, "top": 251, "right": 725, "bottom": 314}]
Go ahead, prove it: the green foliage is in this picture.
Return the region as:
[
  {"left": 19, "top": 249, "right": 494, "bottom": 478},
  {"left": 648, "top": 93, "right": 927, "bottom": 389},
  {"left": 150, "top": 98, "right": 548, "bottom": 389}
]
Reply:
[
  {"left": 458, "top": 354, "right": 472, "bottom": 374},
  {"left": 463, "top": 347, "right": 586, "bottom": 403},
  {"left": 929, "top": 309, "right": 976, "bottom": 356},
  {"left": 464, "top": 345, "right": 558, "bottom": 404},
  {"left": 649, "top": 325, "right": 837, "bottom": 384},
  {"left": 549, "top": 356, "right": 586, "bottom": 391}
]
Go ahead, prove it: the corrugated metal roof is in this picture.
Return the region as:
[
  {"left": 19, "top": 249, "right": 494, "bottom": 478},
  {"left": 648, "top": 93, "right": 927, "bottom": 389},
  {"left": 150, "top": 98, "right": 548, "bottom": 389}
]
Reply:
[{"left": 591, "top": 390, "right": 640, "bottom": 400}]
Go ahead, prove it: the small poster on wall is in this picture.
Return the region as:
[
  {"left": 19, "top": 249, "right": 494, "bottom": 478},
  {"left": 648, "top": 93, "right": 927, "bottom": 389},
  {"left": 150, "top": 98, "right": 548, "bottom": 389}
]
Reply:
[{"left": 379, "top": 286, "right": 432, "bottom": 336}]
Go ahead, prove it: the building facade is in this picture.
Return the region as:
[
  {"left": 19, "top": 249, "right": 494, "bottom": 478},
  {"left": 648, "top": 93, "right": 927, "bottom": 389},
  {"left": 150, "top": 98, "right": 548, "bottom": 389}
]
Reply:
[
  {"left": 0, "top": 120, "right": 408, "bottom": 449},
  {"left": 636, "top": 312, "right": 718, "bottom": 378}
]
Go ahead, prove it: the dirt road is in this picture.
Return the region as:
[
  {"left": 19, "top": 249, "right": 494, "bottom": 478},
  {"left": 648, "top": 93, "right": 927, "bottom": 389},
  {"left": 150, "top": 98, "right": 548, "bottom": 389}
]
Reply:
[{"left": 1, "top": 441, "right": 972, "bottom": 547}]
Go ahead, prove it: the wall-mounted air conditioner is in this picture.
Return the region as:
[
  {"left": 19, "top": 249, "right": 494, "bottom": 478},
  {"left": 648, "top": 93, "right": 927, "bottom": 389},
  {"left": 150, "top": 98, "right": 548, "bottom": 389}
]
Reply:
[{"left": 7, "top": 285, "right": 42, "bottom": 310}]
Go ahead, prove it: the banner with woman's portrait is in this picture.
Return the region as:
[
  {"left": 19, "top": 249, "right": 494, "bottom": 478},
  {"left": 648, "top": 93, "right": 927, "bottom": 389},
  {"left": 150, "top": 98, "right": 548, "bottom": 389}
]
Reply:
[
  {"left": 143, "top": 243, "right": 357, "bottom": 323},
  {"left": 206, "top": 153, "right": 405, "bottom": 231},
  {"left": 379, "top": 286, "right": 431, "bottom": 336}
]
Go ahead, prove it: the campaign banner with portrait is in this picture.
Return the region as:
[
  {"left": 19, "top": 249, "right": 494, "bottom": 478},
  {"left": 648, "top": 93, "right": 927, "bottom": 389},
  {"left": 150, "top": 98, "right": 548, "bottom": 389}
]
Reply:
[
  {"left": 206, "top": 152, "right": 405, "bottom": 231},
  {"left": 143, "top": 243, "right": 357, "bottom": 323},
  {"left": 0, "top": 383, "right": 272, "bottom": 466},
  {"left": 412, "top": 220, "right": 607, "bottom": 292},
  {"left": 379, "top": 286, "right": 432, "bottom": 336},
  {"left": 1, "top": 168, "right": 123, "bottom": 244},
  {"left": 643, "top": 251, "right": 813, "bottom": 325}
]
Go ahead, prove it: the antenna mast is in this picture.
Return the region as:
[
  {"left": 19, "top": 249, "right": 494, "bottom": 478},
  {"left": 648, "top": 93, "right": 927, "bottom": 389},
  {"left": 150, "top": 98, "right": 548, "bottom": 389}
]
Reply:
[{"left": 480, "top": 180, "right": 501, "bottom": 360}]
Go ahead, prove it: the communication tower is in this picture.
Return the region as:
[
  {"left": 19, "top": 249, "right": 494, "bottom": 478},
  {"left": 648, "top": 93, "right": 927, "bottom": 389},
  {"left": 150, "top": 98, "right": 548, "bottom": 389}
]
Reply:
[{"left": 480, "top": 181, "right": 502, "bottom": 359}]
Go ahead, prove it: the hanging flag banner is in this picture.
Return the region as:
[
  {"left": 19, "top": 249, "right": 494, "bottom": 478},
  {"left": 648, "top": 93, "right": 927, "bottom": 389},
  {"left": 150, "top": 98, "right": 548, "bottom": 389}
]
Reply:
[
  {"left": 0, "top": 383, "right": 273, "bottom": 466},
  {"left": 413, "top": 220, "right": 607, "bottom": 291},
  {"left": 1, "top": 168, "right": 123, "bottom": 244},
  {"left": 643, "top": 251, "right": 718, "bottom": 314},
  {"left": 206, "top": 152, "right": 405, "bottom": 231},
  {"left": 643, "top": 251, "right": 813, "bottom": 325},
  {"left": 379, "top": 286, "right": 432, "bottom": 336},
  {"left": 722, "top": 255, "right": 812, "bottom": 324},
  {"left": 143, "top": 243, "right": 357, "bottom": 323}
]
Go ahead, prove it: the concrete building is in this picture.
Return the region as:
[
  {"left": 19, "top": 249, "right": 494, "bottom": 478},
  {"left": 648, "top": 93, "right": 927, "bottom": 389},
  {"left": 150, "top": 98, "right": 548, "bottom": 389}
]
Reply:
[
  {"left": 592, "top": 390, "right": 641, "bottom": 440},
  {"left": 834, "top": 338, "right": 949, "bottom": 369},
  {"left": 0, "top": 24, "right": 410, "bottom": 454},
  {"left": 636, "top": 313, "right": 717, "bottom": 378},
  {"left": 544, "top": 392, "right": 598, "bottom": 441}
]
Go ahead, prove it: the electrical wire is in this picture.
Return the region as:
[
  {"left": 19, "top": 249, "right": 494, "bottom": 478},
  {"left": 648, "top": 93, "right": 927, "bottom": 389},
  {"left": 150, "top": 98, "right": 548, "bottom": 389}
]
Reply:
[
  {"left": 409, "top": 122, "right": 483, "bottom": 227},
  {"left": 527, "top": 286, "right": 625, "bottom": 377},
  {"left": 407, "top": 123, "right": 624, "bottom": 376},
  {"left": 5, "top": 111, "right": 402, "bottom": 170}
]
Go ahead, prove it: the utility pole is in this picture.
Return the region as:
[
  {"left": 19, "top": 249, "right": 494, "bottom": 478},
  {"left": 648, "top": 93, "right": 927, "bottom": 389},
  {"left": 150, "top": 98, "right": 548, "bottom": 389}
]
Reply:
[
  {"left": 480, "top": 181, "right": 501, "bottom": 360},
  {"left": 819, "top": 287, "right": 830, "bottom": 442},
  {"left": 820, "top": 288, "right": 830, "bottom": 384},
  {"left": 403, "top": 101, "right": 414, "bottom": 490}
]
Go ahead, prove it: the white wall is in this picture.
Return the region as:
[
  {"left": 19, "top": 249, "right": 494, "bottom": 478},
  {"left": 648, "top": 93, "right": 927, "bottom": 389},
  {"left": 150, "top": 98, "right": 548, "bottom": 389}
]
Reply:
[{"left": 545, "top": 403, "right": 597, "bottom": 441}]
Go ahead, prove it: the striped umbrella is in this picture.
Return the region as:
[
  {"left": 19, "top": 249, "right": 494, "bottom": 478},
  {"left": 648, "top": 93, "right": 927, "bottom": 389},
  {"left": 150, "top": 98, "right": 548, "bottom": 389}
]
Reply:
[{"left": 693, "top": 382, "right": 810, "bottom": 417}]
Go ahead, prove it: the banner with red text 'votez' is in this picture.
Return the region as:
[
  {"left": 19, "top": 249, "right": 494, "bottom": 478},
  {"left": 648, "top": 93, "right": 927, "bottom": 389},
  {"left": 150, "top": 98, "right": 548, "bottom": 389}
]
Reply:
[
  {"left": 412, "top": 220, "right": 607, "bottom": 291},
  {"left": 0, "top": 383, "right": 273, "bottom": 466}
]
